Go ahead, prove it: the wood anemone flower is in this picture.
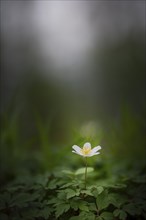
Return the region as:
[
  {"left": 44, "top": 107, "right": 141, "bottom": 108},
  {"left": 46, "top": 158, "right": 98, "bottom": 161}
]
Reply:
[{"left": 72, "top": 142, "right": 101, "bottom": 157}]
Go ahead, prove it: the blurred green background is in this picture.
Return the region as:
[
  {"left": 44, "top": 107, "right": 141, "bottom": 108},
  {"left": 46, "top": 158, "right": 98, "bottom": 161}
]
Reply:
[{"left": 0, "top": 1, "right": 146, "bottom": 185}]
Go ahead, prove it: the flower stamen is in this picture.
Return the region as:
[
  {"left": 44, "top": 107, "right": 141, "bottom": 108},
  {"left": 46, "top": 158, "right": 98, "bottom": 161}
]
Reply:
[{"left": 81, "top": 147, "right": 91, "bottom": 155}]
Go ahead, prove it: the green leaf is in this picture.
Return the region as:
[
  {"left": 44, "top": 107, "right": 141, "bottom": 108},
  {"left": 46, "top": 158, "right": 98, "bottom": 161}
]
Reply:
[
  {"left": 57, "top": 191, "right": 67, "bottom": 200},
  {"left": 90, "top": 186, "right": 104, "bottom": 197},
  {"left": 81, "top": 189, "right": 93, "bottom": 196},
  {"left": 96, "top": 191, "right": 127, "bottom": 211},
  {"left": 55, "top": 203, "right": 70, "bottom": 218},
  {"left": 69, "top": 197, "right": 81, "bottom": 211},
  {"left": 47, "top": 198, "right": 57, "bottom": 205},
  {"left": 75, "top": 167, "right": 94, "bottom": 175},
  {"left": 119, "top": 210, "right": 127, "bottom": 220},
  {"left": 69, "top": 216, "right": 80, "bottom": 220},
  {"left": 108, "top": 183, "right": 127, "bottom": 189},
  {"left": 79, "top": 204, "right": 89, "bottom": 212},
  {"left": 113, "top": 209, "right": 127, "bottom": 220},
  {"left": 113, "top": 209, "right": 121, "bottom": 217},
  {"left": 47, "top": 179, "right": 58, "bottom": 189},
  {"left": 62, "top": 170, "right": 74, "bottom": 175},
  {"left": 97, "top": 217, "right": 103, "bottom": 220},
  {"left": 96, "top": 190, "right": 110, "bottom": 211},
  {"left": 78, "top": 211, "right": 95, "bottom": 220},
  {"left": 35, "top": 174, "right": 49, "bottom": 187},
  {"left": 39, "top": 206, "right": 52, "bottom": 219},
  {"left": 88, "top": 203, "right": 97, "bottom": 212},
  {"left": 108, "top": 193, "right": 127, "bottom": 208},
  {"left": 100, "top": 212, "right": 114, "bottom": 220},
  {"left": 78, "top": 201, "right": 89, "bottom": 212},
  {"left": 60, "top": 182, "right": 74, "bottom": 188},
  {"left": 70, "top": 200, "right": 79, "bottom": 211},
  {"left": 84, "top": 212, "right": 96, "bottom": 220},
  {"left": 66, "top": 189, "right": 77, "bottom": 199},
  {"left": 97, "top": 186, "right": 104, "bottom": 194}
]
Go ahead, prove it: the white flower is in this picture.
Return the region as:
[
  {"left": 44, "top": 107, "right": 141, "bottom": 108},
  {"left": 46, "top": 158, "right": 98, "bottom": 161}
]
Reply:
[{"left": 72, "top": 142, "right": 101, "bottom": 157}]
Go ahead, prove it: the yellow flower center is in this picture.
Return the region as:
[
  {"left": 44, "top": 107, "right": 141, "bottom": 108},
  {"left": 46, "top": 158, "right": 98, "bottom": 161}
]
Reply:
[{"left": 81, "top": 146, "right": 91, "bottom": 155}]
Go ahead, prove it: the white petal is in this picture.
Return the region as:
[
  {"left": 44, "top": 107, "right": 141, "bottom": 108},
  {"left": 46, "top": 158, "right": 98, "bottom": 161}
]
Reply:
[
  {"left": 72, "top": 145, "right": 82, "bottom": 153},
  {"left": 72, "top": 150, "right": 84, "bottom": 156},
  {"left": 91, "top": 146, "right": 101, "bottom": 154},
  {"left": 84, "top": 154, "right": 94, "bottom": 157},
  {"left": 93, "top": 152, "right": 100, "bottom": 156},
  {"left": 83, "top": 142, "right": 91, "bottom": 149},
  {"left": 84, "top": 154, "right": 93, "bottom": 157},
  {"left": 72, "top": 145, "right": 84, "bottom": 156},
  {"left": 85, "top": 152, "right": 100, "bottom": 157}
]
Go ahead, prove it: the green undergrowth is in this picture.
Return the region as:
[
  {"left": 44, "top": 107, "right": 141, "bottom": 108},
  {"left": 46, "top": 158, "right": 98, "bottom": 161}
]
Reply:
[
  {"left": 0, "top": 163, "right": 146, "bottom": 220},
  {"left": 0, "top": 107, "right": 146, "bottom": 219}
]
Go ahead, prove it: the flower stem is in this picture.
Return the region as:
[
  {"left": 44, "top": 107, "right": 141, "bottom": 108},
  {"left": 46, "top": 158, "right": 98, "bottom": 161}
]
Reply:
[{"left": 85, "top": 157, "right": 87, "bottom": 190}]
